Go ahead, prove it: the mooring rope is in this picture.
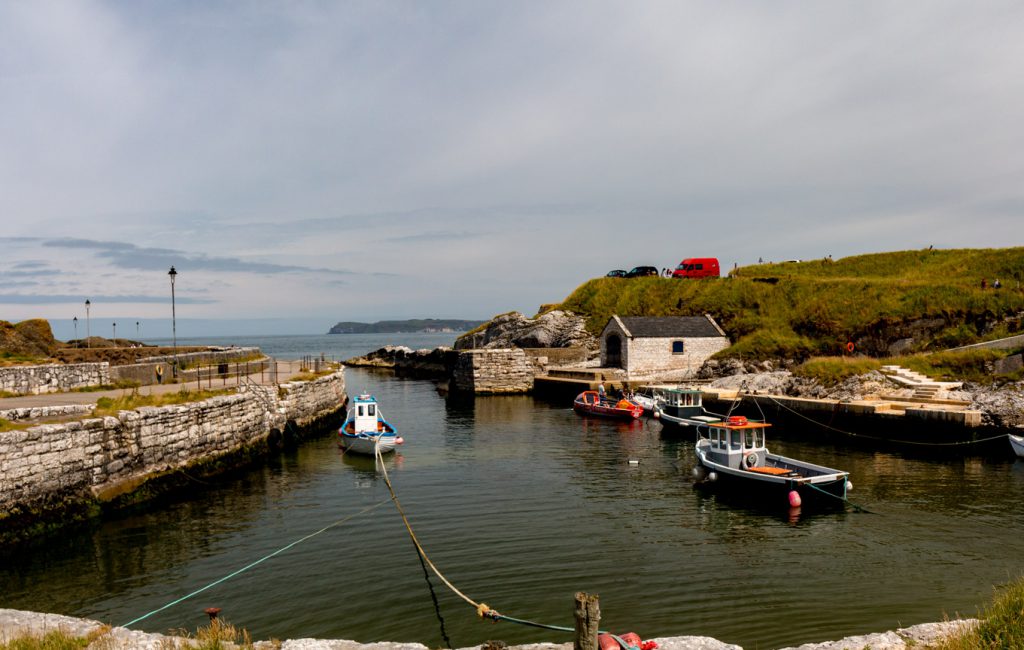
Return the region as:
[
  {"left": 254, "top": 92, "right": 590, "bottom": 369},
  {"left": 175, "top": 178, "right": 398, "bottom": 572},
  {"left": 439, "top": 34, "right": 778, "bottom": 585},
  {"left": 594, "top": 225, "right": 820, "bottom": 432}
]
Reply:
[
  {"left": 121, "top": 498, "right": 391, "bottom": 629},
  {"left": 762, "top": 394, "right": 1011, "bottom": 448},
  {"left": 802, "top": 480, "right": 874, "bottom": 514},
  {"left": 373, "top": 444, "right": 642, "bottom": 650}
]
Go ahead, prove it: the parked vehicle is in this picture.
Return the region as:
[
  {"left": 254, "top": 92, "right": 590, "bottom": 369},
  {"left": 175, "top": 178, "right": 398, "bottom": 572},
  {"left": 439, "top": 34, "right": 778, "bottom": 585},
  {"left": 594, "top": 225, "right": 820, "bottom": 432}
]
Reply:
[
  {"left": 625, "top": 266, "right": 659, "bottom": 278},
  {"left": 672, "top": 257, "right": 720, "bottom": 279},
  {"left": 606, "top": 269, "right": 627, "bottom": 278}
]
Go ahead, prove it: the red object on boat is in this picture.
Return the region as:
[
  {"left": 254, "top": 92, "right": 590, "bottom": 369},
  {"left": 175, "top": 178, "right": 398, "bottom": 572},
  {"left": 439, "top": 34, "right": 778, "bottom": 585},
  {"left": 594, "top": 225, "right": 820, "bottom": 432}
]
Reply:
[{"left": 573, "top": 391, "right": 643, "bottom": 420}]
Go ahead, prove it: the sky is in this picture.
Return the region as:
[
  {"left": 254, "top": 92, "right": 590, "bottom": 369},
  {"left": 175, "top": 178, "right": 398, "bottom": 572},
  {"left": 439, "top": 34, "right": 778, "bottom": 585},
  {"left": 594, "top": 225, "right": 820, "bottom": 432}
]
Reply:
[{"left": 2, "top": 2, "right": 1023, "bottom": 338}]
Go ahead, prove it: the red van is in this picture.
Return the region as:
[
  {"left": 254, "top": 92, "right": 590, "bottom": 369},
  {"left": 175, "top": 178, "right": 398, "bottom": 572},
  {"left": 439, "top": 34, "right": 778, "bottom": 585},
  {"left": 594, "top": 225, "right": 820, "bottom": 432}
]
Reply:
[{"left": 672, "top": 257, "right": 720, "bottom": 279}]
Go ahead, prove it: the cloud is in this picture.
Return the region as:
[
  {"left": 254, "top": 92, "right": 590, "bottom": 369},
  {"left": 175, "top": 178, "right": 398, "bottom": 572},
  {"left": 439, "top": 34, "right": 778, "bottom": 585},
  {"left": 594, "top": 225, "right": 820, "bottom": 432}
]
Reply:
[
  {"left": 0, "top": 294, "right": 215, "bottom": 305},
  {"left": 40, "top": 238, "right": 354, "bottom": 276}
]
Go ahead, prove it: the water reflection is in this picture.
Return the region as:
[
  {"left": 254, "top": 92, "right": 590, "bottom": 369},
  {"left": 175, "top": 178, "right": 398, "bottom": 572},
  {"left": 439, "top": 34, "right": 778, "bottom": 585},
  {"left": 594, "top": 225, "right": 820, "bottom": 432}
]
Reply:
[{"left": 3, "top": 370, "right": 1024, "bottom": 650}]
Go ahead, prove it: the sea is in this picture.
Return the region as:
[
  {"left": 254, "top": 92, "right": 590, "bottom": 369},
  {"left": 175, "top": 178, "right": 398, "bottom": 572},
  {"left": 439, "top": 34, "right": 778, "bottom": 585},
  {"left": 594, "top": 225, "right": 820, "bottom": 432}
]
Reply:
[{"left": 2, "top": 332, "right": 1024, "bottom": 649}]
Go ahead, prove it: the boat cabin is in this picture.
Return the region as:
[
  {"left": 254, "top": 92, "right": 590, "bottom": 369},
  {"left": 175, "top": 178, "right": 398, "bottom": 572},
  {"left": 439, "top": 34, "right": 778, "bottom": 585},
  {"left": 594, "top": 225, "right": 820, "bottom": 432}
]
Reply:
[
  {"left": 351, "top": 394, "right": 381, "bottom": 433},
  {"left": 699, "top": 417, "right": 770, "bottom": 470},
  {"left": 658, "top": 388, "right": 709, "bottom": 421}
]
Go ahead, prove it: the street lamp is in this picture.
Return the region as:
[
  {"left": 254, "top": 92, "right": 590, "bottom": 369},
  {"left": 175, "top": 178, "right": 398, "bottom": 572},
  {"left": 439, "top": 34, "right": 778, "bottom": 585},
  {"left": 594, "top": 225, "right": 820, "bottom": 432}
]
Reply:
[
  {"left": 73, "top": 316, "right": 78, "bottom": 346},
  {"left": 136, "top": 321, "right": 140, "bottom": 341},
  {"left": 112, "top": 322, "right": 117, "bottom": 343},
  {"left": 85, "top": 299, "right": 91, "bottom": 348},
  {"left": 168, "top": 266, "right": 178, "bottom": 374}
]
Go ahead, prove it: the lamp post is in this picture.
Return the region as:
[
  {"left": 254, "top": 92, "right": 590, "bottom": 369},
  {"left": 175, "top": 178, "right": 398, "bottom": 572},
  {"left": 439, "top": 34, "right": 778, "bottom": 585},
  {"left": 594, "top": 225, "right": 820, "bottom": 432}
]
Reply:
[
  {"left": 112, "top": 322, "right": 117, "bottom": 343},
  {"left": 136, "top": 321, "right": 140, "bottom": 341},
  {"left": 73, "top": 316, "right": 78, "bottom": 346},
  {"left": 85, "top": 300, "right": 91, "bottom": 348},
  {"left": 169, "top": 266, "right": 178, "bottom": 375}
]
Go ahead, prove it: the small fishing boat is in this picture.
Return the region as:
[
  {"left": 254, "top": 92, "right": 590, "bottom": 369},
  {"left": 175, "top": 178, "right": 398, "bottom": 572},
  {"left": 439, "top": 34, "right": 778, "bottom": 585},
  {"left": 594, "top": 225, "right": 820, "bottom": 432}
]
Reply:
[
  {"left": 624, "top": 386, "right": 660, "bottom": 413},
  {"left": 339, "top": 394, "right": 403, "bottom": 455},
  {"left": 1010, "top": 433, "right": 1024, "bottom": 458},
  {"left": 573, "top": 390, "right": 643, "bottom": 420},
  {"left": 654, "top": 387, "right": 726, "bottom": 428},
  {"left": 692, "top": 415, "right": 851, "bottom": 507}
]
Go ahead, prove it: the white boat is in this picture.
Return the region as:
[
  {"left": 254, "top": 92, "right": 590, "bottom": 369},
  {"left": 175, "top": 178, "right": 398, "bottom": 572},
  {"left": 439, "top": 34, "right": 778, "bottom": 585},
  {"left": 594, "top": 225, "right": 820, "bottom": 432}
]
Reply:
[
  {"left": 624, "top": 386, "right": 660, "bottom": 413},
  {"left": 654, "top": 387, "right": 727, "bottom": 428},
  {"left": 1010, "top": 433, "right": 1024, "bottom": 458},
  {"left": 693, "top": 415, "right": 851, "bottom": 507},
  {"left": 339, "top": 394, "right": 403, "bottom": 455}
]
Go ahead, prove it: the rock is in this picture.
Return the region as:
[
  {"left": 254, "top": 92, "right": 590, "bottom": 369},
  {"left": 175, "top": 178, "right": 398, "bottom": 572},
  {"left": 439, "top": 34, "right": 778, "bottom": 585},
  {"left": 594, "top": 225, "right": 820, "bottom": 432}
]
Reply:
[{"left": 454, "top": 311, "right": 596, "bottom": 352}]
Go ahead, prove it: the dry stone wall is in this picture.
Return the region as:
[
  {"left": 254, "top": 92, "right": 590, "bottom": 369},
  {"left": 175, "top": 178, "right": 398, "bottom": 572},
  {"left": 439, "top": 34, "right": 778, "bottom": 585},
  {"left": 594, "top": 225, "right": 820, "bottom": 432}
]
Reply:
[
  {"left": 0, "top": 363, "right": 109, "bottom": 396},
  {"left": 452, "top": 349, "right": 533, "bottom": 393},
  {"left": 0, "top": 370, "right": 345, "bottom": 536}
]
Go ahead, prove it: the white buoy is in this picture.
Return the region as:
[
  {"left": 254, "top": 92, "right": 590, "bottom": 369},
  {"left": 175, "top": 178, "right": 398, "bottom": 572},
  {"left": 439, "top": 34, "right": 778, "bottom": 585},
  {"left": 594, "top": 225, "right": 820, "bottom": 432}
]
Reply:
[
  {"left": 707, "top": 471, "right": 718, "bottom": 482},
  {"left": 846, "top": 480, "right": 853, "bottom": 492},
  {"left": 628, "top": 459, "right": 640, "bottom": 465}
]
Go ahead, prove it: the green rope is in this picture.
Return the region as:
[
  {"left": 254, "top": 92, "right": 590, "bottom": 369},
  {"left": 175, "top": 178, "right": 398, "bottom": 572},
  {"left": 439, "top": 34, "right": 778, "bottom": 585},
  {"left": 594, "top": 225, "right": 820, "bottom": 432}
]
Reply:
[
  {"left": 121, "top": 498, "right": 391, "bottom": 628},
  {"left": 803, "top": 480, "right": 874, "bottom": 514}
]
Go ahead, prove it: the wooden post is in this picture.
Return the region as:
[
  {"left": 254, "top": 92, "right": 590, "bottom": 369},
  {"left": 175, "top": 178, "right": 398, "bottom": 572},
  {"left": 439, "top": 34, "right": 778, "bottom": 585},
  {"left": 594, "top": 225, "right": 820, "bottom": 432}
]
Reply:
[{"left": 574, "top": 592, "right": 600, "bottom": 650}]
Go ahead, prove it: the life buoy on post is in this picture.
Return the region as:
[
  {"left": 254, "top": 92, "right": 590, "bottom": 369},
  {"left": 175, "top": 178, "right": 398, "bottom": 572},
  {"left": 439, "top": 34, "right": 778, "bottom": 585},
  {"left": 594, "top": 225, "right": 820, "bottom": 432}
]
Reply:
[
  {"left": 846, "top": 341, "right": 855, "bottom": 354},
  {"left": 744, "top": 452, "right": 758, "bottom": 469}
]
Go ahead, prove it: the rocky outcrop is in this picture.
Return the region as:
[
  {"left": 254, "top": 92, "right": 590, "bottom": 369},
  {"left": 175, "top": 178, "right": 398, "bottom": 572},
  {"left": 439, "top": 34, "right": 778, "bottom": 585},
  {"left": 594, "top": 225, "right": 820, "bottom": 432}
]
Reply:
[
  {"left": 344, "top": 346, "right": 454, "bottom": 378},
  {"left": 454, "top": 311, "right": 596, "bottom": 353},
  {"left": 0, "top": 320, "right": 60, "bottom": 358}
]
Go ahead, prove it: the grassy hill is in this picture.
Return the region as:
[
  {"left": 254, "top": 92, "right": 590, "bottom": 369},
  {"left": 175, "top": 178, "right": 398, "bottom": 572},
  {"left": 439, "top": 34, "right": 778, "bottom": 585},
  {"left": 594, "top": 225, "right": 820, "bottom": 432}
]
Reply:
[{"left": 556, "top": 248, "right": 1024, "bottom": 360}]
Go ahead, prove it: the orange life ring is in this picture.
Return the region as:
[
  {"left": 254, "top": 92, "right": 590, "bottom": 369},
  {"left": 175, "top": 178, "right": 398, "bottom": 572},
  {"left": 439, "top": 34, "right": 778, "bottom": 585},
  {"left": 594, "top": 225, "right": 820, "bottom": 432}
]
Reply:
[{"left": 846, "top": 341, "right": 855, "bottom": 353}]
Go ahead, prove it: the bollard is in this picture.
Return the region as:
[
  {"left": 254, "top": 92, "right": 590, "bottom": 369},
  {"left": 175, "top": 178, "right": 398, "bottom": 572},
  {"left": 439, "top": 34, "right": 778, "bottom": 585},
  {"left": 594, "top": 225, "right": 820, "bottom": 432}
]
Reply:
[{"left": 574, "top": 592, "right": 600, "bottom": 650}]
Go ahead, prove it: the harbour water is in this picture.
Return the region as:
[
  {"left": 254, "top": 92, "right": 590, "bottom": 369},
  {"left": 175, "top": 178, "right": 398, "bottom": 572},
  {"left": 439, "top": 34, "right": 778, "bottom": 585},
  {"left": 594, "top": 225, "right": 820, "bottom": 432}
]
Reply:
[{"left": 2, "top": 334, "right": 1024, "bottom": 649}]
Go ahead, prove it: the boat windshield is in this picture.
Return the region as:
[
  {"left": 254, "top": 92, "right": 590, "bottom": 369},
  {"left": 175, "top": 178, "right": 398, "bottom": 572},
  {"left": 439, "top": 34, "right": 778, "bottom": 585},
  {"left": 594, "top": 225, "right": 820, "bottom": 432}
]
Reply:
[
  {"left": 730, "top": 429, "right": 742, "bottom": 450},
  {"left": 368, "top": 404, "right": 376, "bottom": 416},
  {"left": 744, "top": 427, "right": 764, "bottom": 449}
]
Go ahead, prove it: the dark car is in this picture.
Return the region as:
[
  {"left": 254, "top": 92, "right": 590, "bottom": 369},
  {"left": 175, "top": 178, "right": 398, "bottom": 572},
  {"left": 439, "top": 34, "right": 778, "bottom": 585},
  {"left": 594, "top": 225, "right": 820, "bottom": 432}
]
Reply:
[
  {"left": 606, "top": 269, "right": 628, "bottom": 277},
  {"left": 625, "top": 266, "right": 659, "bottom": 278}
]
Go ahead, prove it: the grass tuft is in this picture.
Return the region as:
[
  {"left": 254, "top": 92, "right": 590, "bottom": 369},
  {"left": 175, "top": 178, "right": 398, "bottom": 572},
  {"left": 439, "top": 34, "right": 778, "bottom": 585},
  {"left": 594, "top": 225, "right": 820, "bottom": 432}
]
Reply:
[
  {"left": 793, "top": 357, "right": 883, "bottom": 384},
  {"left": 932, "top": 577, "right": 1024, "bottom": 649},
  {"left": 93, "top": 389, "right": 232, "bottom": 417}
]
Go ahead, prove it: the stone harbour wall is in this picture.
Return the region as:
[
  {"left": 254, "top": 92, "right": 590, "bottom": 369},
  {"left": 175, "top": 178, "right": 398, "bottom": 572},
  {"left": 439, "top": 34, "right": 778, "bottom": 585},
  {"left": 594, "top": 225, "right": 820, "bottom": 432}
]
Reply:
[
  {"left": 452, "top": 348, "right": 534, "bottom": 394},
  {"left": 0, "top": 370, "right": 345, "bottom": 538},
  {"left": 0, "top": 363, "right": 110, "bottom": 396},
  {"left": 0, "top": 608, "right": 976, "bottom": 650}
]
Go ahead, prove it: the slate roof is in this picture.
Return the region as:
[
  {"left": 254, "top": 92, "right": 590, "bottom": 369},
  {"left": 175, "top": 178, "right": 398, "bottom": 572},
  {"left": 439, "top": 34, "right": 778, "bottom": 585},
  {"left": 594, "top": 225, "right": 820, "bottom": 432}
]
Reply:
[{"left": 610, "top": 315, "right": 725, "bottom": 338}]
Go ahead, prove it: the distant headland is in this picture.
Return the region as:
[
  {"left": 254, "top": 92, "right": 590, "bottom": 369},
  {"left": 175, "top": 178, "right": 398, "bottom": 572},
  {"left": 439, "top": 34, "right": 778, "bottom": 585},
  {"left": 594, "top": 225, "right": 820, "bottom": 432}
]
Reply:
[{"left": 327, "top": 319, "right": 484, "bottom": 334}]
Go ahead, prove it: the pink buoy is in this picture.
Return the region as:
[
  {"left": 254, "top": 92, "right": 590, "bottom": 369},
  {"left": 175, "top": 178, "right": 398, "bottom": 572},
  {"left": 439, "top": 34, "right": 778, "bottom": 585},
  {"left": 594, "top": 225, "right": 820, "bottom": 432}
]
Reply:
[
  {"left": 788, "top": 490, "right": 802, "bottom": 507},
  {"left": 395, "top": 437, "right": 405, "bottom": 445}
]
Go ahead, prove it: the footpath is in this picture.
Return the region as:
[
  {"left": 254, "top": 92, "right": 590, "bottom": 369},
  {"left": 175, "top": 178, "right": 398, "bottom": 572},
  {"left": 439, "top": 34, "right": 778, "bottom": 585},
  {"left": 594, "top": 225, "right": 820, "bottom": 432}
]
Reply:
[{"left": 0, "top": 360, "right": 308, "bottom": 411}]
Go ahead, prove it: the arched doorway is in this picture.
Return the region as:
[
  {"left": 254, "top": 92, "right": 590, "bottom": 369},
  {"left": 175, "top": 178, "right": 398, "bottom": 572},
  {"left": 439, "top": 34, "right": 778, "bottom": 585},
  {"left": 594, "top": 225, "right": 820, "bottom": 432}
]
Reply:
[{"left": 605, "top": 333, "right": 623, "bottom": 368}]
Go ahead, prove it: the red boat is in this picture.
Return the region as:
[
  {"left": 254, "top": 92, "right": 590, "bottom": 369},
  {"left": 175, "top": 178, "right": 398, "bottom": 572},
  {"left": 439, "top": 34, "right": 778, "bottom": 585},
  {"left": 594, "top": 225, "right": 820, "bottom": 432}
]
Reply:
[{"left": 573, "top": 390, "right": 644, "bottom": 420}]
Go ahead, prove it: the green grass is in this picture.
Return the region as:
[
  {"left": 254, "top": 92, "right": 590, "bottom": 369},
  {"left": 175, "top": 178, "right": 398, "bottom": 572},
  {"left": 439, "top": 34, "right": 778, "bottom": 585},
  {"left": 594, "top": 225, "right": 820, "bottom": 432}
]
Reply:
[
  {"left": 0, "top": 351, "right": 50, "bottom": 366},
  {"left": 93, "top": 389, "right": 233, "bottom": 416},
  {"left": 932, "top": 576, "right": 1024, "bottom": 649},
  {"left": 0, "top": 628, "right": 105, "bottom": 650},
  {"left": 793, "top": 357, "right": 884, "bottom": 383},
  {"left": 0, "top": 418, "right": 33, "bottom": 433},
  {"left": 556, "top": 247, "right": 1024, "bottom": 361},
  {"left": 169, "top": 619, "right": 259, "bottom": 650},
  {"left": 71, "top": 379, "right": 141, "bottom": 393}
]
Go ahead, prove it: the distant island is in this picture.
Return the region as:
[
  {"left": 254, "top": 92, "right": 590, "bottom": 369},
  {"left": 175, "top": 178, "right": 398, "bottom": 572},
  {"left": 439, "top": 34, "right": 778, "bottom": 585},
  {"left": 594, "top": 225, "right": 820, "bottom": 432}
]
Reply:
[{"left": 327, "top": 319, "right": 485, "bottom": 334}]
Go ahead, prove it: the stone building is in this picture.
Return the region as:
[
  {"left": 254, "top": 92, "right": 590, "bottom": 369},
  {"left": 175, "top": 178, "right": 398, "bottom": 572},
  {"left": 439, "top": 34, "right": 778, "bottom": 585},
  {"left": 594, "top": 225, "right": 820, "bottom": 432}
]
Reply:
[{"left": 600, "top": 315, "right": 729, "bottom": 377}]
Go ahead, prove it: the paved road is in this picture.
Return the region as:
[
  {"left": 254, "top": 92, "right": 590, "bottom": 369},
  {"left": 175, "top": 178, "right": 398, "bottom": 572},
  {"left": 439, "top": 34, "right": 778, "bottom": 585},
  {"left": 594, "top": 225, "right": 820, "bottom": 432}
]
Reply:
[{"left": 0, "top": 360, "right": 311, "bottom": 410}]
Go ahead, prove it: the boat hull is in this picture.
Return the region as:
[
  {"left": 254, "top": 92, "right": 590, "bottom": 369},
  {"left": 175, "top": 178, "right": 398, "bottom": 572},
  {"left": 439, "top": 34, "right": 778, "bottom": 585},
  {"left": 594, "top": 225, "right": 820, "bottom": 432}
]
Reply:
[
  {"left": 573, "top": 401, "right": 643, "bottom": 420},
  {"left": 340, "top": 433, "right": 398, "bottom": 455},
  {"left": 695, "top": 447, "right": 849, "bottom": 507},
  {"left": 1011, "top": 433, "right": 1024, "bottom": 458}
]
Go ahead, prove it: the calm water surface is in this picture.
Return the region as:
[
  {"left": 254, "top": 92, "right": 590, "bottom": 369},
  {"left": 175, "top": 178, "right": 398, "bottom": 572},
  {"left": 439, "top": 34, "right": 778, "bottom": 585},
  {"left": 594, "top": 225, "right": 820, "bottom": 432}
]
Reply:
[{"left": 3, "top": 335, "right": 1024, "bottom": 649}]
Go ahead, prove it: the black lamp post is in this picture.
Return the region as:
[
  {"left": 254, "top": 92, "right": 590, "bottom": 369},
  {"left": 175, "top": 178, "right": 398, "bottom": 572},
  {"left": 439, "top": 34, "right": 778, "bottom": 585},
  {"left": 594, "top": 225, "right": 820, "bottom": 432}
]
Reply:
[
  {"left": 73, "top": 316, "right": 78, "bottom": 346},
  {"left": 169, "top": 266, "right": 178, "bottom": 374},
  {"left": 112, "top": 322, "right": 117, "bottom": 343},
  {"left": 85, "top": 299, "right": 91, "bottom": 348},
  {"left": 136, "top": 321, "right": 140, "bottom": 341}
]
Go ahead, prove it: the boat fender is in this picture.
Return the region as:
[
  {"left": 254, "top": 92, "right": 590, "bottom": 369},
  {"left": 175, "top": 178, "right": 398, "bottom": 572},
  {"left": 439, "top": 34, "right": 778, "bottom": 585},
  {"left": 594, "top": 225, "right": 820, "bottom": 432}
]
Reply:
[
  {"left": 788, "top": 490, "right": 802, "bottom": 507},
  {"left": 396, "top": 437, "right": 405, "bottom": 445},
  {"left": 846, "top": 480, "right": 853, "bottom": 492},
  {"left": 744, "top": 452, "right": 758, "bottom": 469},
  {"left": 707, "top": 471, "right": 718, "bottom": 482},
  {"left": 692, "top": 465, "right": 708, "bottom": 481}
]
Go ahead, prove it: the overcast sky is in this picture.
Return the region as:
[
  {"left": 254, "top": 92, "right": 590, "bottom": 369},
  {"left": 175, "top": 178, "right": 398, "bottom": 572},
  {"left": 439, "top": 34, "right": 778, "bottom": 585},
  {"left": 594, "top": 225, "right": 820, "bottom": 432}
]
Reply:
[{"left": 2, "top": 1, "right": 1023, "bottom": 336}]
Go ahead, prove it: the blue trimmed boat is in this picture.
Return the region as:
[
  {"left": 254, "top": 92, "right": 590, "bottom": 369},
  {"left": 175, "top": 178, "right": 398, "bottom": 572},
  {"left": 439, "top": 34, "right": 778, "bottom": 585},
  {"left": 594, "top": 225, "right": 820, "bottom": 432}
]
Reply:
[{"left": 339, "top": 394, "right": 403, "bottom": 455}]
